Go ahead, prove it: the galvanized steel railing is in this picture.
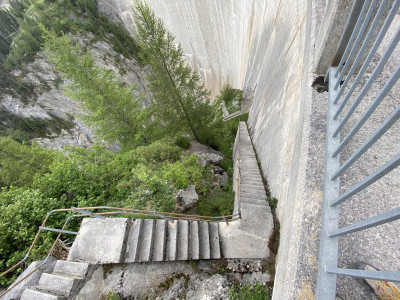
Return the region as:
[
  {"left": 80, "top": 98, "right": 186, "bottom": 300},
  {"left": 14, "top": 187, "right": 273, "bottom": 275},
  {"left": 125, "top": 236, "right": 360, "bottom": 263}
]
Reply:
[
  {"left": 0, "top": 206, "right": 240, "bottom": 298},
  {"left": 316, "top": 0, "right": 400, "bottom": 298}
]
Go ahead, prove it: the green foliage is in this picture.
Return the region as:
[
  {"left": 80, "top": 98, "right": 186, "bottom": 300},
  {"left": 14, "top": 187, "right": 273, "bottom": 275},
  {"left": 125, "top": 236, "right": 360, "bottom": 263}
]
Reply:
[
  {"left": 133, "top": 0, "right": 214, "bottom": 142},
  {"left": 162, "top": 154, "right": 211, "bottom": 192},
  {"left": 174, "top": 135, "right": 191, "bottom": 149},
  {"left": 197, "top": 187, "right": 234, "bottom": 217},
  {"left": 0, "top": 187, "right": 60, "bottom": 285},
  {"left": 202, "top": 113, "right": 249, "bottom": 158},
  {"left": 228, "top": 281, "right": 270, "bottom": 300},
  {"left": 0, "top": 137, "right": 55, "bottom": 188},
  {"left": 41, "top": 27, "right": 150, "bottom": 149},
  {"left": 267, "top": 197, "right": 278, "bottom": 209},
  {"left": 2, "top": 0, "right": 138, "bottom": 71},
  {"left": 217, "top": 85, "right": 243, "bottom": 114},
  {"left": 106, "top": 291, "right": 121, "bottom": 300},
  {"left": 131, "top": 141, "right": 181, "bottom": 162}
]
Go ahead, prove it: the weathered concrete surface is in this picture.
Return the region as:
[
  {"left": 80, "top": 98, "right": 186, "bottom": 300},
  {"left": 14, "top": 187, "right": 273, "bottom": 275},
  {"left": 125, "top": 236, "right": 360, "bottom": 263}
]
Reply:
[{"left": 68, "top": 218, "right": 128, "bottom": 264}]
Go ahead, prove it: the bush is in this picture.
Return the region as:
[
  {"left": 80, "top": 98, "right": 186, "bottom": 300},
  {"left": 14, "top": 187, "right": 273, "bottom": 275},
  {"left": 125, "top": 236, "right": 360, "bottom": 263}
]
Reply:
[
  {"left": 197, "top": 187, "right": 234, "bottom": 217},
  {"left": 0, "top": 188, "right": 61, "bottom": 285},
  {"left": 174, "top": 135, "right": 191, "bottom": 149},
  {"left": 0, "top": 137, "right": 55, "bottom": 188}
]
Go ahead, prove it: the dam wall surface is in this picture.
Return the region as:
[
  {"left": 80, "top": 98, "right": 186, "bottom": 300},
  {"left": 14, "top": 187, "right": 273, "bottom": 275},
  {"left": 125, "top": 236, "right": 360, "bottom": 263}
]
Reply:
[
  {"left": 137, "top": 0, "right": 317, "bottom": 298},
  {"left": 143, "top": 1, "right": 317, "bottom": 298}
]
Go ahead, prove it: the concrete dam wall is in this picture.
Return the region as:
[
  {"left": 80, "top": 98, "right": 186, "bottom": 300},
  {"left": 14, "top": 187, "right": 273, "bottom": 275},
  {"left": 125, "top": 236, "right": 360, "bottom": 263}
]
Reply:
[{"left": 143, "top": 1, "right": 316, "bottom": 298}]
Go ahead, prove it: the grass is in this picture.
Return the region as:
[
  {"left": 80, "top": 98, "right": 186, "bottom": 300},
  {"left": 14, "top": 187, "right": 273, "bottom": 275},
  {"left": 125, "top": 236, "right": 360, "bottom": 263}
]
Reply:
[{"left": 228, "top": 281, "right": 270, "bottom": 300}]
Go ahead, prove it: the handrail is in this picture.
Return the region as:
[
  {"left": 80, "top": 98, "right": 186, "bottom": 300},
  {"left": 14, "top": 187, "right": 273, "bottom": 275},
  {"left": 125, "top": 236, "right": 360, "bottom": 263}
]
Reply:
[
  {"left": 0, "top": 206, "right": 240, "bottom": 298},
  {"left": 316, "top": 1, "right": 400, "bottom": 299}
]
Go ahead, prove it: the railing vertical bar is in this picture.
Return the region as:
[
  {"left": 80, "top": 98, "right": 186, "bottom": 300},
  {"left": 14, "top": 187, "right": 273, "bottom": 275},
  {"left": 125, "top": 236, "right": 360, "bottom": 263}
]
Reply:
[
  {"left": 331, "top": 103, "right": 400, "bottom": 180},
  {"left": 316, "top": 67, "right": 341, "bottom": 299},
  {"left": 333, "top": 0, "right": 400, "bottom": 108},
  {"left": 334, "top": 0, "right": 375, "bottom": 90},
  {"left": 329, "top": 207, "right": 400, "bottom": 237},
  {"left": 326, "top": 267, "right": 400, "bottom": 282},
  {"left": 335, "top": 23, "right": 400, "bottom": 122},
  {"left": 332, "top": 63, "right": 400, "bottom": 153},
  {"left": 331, "top": 153, "right": 400, "bottom": 207}
]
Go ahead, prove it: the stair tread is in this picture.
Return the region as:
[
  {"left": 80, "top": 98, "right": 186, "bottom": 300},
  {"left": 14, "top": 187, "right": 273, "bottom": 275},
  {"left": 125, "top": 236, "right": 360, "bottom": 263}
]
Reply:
[
  {"left": 21, "top": 288, "right": 66, "bottom": 300},
  {"left": 153, "top": 220, "right": 167, "bottom": 261},
  {"left": 37, "top": 273, "right": 77, "bottom": 296},
  {"left": 177, "top": 220, "right": 189, "bottom": 260},
  {"left": 166, "top": 220, "right": 178, "bottom": 261},
  {"left": 189, "top": 221, "right": 199, "bottom": 260},
  {"left": 138, "top": 219, "right": 155, "bottom": 262},
  {"left": 53, "top": 260, "right": 89, "bottom": 278},
  {"left": 125, "top": 219, "right": 142, "bottom": 263},
  {"left": 209, "top": 222, "right": 221, "bottom": 259},
  {"left": 199, "top": 222, "right": 210, "bottom": 259}
]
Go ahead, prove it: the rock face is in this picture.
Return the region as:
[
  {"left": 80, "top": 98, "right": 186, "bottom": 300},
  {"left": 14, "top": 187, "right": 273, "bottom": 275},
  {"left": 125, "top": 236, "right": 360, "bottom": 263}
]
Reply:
[
  {"left": 175, "top": 184, "right": 199, "bottom": 212},
  {"left": 1, "top": 34, "right": 149, "bottom": 150}
]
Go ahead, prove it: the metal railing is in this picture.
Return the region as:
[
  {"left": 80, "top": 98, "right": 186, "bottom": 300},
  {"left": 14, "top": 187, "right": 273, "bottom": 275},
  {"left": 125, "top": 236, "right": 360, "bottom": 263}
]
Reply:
[
  {"left": 0, "top": 206, "right": 240, "bottom": 298},
  {"left": 316, "top": 0, "right": 400, "bottom": 298}
]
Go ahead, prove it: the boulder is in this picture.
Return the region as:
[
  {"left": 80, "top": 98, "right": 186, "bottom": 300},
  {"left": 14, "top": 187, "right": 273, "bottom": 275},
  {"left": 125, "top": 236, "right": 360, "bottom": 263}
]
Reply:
[{"left": 175, "top": 185, "right": 198, "bottom": 212}]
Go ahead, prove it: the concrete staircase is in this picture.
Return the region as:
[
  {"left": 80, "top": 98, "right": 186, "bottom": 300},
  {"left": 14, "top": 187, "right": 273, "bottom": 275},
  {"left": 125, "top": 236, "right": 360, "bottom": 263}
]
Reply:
[
  {"left": 18, "top": 121, "right": 273, "bottom": 299},
  {"left": 21, "top": 261, "right": 90, "bottom": 300}
]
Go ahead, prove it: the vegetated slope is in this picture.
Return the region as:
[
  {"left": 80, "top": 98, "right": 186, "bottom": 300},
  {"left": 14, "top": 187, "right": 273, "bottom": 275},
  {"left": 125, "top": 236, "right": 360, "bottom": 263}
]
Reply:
[{"left": 0, "top": 0, "right": 150, "bottom": 148}]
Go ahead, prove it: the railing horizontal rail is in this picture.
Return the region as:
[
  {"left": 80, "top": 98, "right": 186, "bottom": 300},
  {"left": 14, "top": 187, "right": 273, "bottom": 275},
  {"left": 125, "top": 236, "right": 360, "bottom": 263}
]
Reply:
[
  {"left": 333, "top": 62, "right": 400, "bottom": 143},
  {"left": 329, "top": 206, "right": 400, "bottom": 238},
  {"left": 331, "top": 153, "right": 400, "bottom": 207},
  {"left": 331, "top": 102, "right": 400, "bottom": 180},
  {"left": 326, "top": 267, "right": 400, "bottom": 282}
]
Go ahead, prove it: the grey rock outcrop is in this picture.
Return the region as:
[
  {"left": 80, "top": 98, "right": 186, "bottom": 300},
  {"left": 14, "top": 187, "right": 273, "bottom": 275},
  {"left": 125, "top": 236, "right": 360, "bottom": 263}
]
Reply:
[{"left": 175, "top": 185, "right": 199, "bottom": 212}]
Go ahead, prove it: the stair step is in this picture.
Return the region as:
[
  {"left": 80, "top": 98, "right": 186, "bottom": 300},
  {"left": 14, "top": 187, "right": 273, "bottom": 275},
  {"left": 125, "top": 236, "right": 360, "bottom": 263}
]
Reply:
[
  {"left": 125, "top": 219, "right": 142, "bottom": 263},
  {"left": 37, "top": 273, "right": 78, "bottom": 297},
  {"left": 240, "top": 197, "right": 268, "bottom": 206},
  {"left": 189, "top": 221, "right": 199, "bottom": 260},
  {"left": 240, "top": 187, "right": 266, "bottom": 194},
  {"left": 240, "top": 192, "right": 267, "bottom": 200},
  {"left": 209, "top": 222, "right": 221, "bottom": 259},
  {"left": 152, "top": 220, "right": 167, "bottom": 261},
  {"left": 21, "top": 288, "right": 66, "bottom": 300},
  {"left": 53, "top": 260, "right": 89, "bottom": 279},
  {"left": 177, "top": 220, "right": 189, "bottom": 260},
  {"left": 240, "top": 183, "right": 265, "bottom": 189},
  {"left": 138, "top": 219, "right": 155, "bottom": 262},
  {"left": 199, "top": 222, "right": 210, "bottom": 259},
  {"left": 166, "top": 220, "right": 178, "bottom": 261}
]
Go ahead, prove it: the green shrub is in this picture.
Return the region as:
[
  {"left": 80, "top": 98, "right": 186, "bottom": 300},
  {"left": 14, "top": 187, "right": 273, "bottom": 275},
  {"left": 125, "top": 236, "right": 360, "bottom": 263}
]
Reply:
[
  {"left": 197, "top": 187, "right": 234, "bottom": 217},
  {"left": 228, "top": 281, "right": 270, "bottom": 300},
  {"left": 0, "top": 187, "right": 61, "bottom": 285},
  {"left": 175, "top": 135, "right": 191, "bottom": 149},
  {"left": 132, "top": 141, "right": 181, "bottom": 162},
  {"left": 0, "top": 137, "right": 56, "bottom": 188},
  {"left": 162, "top": 154, "right": 212, "bottom": 193}
]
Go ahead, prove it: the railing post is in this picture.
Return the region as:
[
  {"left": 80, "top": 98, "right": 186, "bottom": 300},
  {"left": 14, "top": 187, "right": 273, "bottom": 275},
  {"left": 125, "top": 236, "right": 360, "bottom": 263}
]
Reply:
[{"left": 316, "top": 67, "right": 341, "bottom": 299}]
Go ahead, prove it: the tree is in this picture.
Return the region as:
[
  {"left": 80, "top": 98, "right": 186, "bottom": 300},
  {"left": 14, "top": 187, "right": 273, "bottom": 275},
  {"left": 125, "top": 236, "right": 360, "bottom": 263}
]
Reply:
[
  {"left": 133, "top": 0, "right": 214, "bottom": 142},
  {"left": 0, "top": 137, "right": 55, "bottom": 188},
  {"left": 41, "top": 26, "right": 151, "bottom": 149}
]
